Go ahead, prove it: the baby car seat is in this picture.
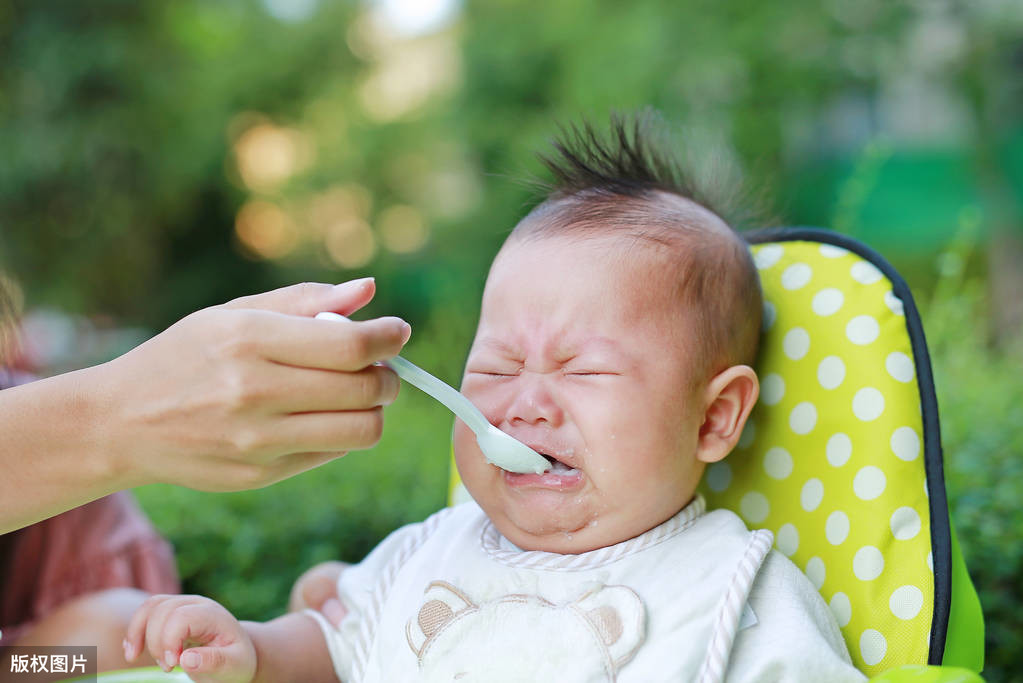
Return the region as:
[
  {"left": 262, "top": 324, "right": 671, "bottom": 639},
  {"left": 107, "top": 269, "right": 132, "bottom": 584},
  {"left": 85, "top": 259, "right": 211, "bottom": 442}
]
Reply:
[
  {"left": 77, "top": 229, "right": 985, "bottom": 683},
  {"left": 700, "top": 227, "right": 985, "bottom": 681}
]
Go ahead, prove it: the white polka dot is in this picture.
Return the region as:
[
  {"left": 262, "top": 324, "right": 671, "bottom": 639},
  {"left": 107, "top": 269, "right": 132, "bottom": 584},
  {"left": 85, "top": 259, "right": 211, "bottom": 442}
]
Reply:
[
  {"left": 826, "top": 433, "right": 852, "bottom": 467},
  {"left": 853, "top": 466, "right": 887, "bottom": 500},
  {"left": 738, "top": 420, "right": 756, "bottom": 449},
  {"left": 789, "top": 402, "right": 817, "bottom": 434},
  {"left": 885, "top": 290, "right": 905, "bottom": 316},
  {"left": 817, "top": 356, "right": 846, "bottom": 390},
  {"left": 890, "top": 507, "right": 922, "bottom": 540},
  {"left": 851, "top": 261, "right": 884, "bottom": 285},
  {"left": 826, "top": 511, "right": 850, "bottom": 545},
  {"left": 812, "top": 288, "right": 844, "bottom": 316},
  {"left": 860, "top": 629, "right": 888, "bottom": 666},
  {"left": 830, "top": 592, "right": 852, "bottom": 627},
  {"left": 853, "top": 546, "right": 885, "bottom": 581},
  {"left": 760, "top": 373, "right": 785, "bottom": 405},
  {"left": 928, "top": 551, "right": 933, "bottom": 572},
  {"left": 846, "top": 315, "right": 880, "bottom": 345},
  {"left": 890, "top": 585, "right": 924, "bottom": 620},
  {"left": 806, "top": 556, "right": 826, "bottom": 589},
  {"left": 891, "top": 426, "right": 921, "bottom": 461},
  {"left": 764, "top": 447, "right": 794, "bottom": 479},
  {"left": 853, "top": 388, "right": 885, "bottom": 421},
  {"left": 801, "top": 478, "right": 824, "bottom": 512},
  {"left": 755, "top": 245, "right": 784, "bottom": 270},
  {"left": 777, "top": 523, "right": 799, "bottom": 556},
  {"left": 706, "top": 462, "right": 732, "bottom": 492},
  {"left": 819, "top": 244, "right": 849, "bottom": 258},
  {"left": 783, "top": 327, "right": 810, "bottom": 360},
  {"left": 886, "top": 351, "right": 915, "bottom": 383},
  {"left": 781, "top": 263, "right": 813, "bottom": 290},
  {"left": 762, "top": 300, "right": 777, "bottom": 331},
  {"left": 740, "top": 491, "right": 770, "bottom": 524}
]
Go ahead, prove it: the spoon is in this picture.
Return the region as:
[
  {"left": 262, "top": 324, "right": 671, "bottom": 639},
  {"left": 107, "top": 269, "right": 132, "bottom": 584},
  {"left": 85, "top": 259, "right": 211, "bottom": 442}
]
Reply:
[{"left": 315, "top": 311, "right": 549, "bottom": 475}]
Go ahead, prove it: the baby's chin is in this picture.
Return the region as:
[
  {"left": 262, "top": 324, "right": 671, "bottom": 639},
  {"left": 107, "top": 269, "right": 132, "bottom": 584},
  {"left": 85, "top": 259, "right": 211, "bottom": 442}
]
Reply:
[{"left": 490, "top": 509, "right": 630, "bottom": 555}]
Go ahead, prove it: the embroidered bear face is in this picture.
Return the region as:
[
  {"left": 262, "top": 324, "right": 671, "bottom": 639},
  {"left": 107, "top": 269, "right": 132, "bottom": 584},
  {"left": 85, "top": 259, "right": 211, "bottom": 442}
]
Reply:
[{"left": 406, "top": 581, "right": 646, "bottom": 682}]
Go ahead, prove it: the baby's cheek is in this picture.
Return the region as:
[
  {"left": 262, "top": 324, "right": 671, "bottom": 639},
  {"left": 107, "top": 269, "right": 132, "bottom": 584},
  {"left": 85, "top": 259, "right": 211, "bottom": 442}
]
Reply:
[{"left": 452, "top": 423, "right": 482, "bottom": 473}]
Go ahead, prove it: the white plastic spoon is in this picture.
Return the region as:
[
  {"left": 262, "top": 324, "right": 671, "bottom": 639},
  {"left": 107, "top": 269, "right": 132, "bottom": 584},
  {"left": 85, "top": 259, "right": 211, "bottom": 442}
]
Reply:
[{"left": 315, "top": 311, "right": 549, "bottom": 474}]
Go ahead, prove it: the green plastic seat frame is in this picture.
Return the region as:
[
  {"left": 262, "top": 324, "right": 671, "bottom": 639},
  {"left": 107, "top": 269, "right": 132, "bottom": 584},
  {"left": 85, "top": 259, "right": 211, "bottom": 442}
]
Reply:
[{"left": 79, "top": 228, "right": 984, "bottom": 683}]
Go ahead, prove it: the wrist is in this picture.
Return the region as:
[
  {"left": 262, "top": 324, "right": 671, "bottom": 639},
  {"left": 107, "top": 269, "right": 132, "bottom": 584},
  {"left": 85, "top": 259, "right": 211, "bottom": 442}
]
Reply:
[
  {"left": 74, "top": 362, "right": 146, "bottom": 490},
  {"left": 0, "top": 367, "right": 127, "bottom": 533},
  {"left": 244, "top": 613, "right": 336, "bottom": 683}
]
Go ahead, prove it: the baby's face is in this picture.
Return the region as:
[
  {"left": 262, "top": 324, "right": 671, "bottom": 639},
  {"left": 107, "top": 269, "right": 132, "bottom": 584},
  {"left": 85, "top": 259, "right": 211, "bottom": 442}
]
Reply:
[{"left": 454, "top": 233, "right": 710, "bottom": 554}]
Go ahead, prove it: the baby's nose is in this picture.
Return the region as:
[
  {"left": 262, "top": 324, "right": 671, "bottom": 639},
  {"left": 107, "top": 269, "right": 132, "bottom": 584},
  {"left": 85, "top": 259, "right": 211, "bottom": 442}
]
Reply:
[{"left": 506, "top": 375, "right": 563, "bottom": 426}]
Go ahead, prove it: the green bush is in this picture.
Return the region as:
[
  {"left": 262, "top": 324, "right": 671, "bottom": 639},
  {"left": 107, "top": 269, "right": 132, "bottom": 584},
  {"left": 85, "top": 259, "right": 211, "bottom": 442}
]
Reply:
[{"left": 924, "top": 268, "right": 1023, "bottom": 682}]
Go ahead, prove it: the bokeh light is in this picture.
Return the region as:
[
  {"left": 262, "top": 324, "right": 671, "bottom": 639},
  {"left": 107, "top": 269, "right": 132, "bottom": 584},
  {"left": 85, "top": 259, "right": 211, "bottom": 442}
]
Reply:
[
  {"left": 357, "top": 32, "right": 461, "bottom": 122},
  {"left": 233, "top": 122, "right": 314, "bottom": 193},
  {"left": 234, "top": 201, "right": 299, "bottom": 260},
  {"left": 325, "top": 217, "right": 377, "bottom": 269},
  {"left": 378, "top": 204, "right": 429, "bottom": 254}
]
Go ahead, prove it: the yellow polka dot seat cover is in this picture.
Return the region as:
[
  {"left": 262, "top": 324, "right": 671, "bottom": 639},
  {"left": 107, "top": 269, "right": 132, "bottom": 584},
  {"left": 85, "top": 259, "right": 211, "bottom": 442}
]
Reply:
[
  {"left": 447, "top": 228, "right": 984, "bottom": 681},
  {"left": 702, "top": 228, "right": 984, "bottom": 679}
]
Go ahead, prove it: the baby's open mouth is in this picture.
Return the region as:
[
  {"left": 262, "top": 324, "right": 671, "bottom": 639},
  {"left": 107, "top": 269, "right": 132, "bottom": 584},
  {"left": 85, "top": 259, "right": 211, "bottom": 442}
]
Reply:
[{"left": 540, "top": 453, "right": 580, "bottom": 476}]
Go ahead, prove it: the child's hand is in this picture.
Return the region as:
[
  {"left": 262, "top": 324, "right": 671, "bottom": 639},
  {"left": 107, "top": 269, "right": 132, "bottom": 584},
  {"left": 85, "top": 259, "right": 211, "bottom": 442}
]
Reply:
[
  {"left": 287, "top": 561, "right": 349, "bottom": 627},
  {"left": 124, "top": 594, "right": 257, "bottom": 683}
]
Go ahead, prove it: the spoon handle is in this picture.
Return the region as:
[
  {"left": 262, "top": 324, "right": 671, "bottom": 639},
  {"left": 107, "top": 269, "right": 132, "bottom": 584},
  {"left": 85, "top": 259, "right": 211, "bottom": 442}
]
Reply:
[
  {"left": 383, "top": 356, "right": 490, "bottom": 436},
  {"left": 314, "top": 312, "right": 491, "bottom": 436}
]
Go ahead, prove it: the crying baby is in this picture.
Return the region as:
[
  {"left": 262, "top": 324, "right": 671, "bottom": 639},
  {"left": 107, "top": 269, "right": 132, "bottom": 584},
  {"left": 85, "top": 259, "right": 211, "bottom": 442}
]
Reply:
[{"left": 124, "top": 114, "right": 865, "bottom": 683}]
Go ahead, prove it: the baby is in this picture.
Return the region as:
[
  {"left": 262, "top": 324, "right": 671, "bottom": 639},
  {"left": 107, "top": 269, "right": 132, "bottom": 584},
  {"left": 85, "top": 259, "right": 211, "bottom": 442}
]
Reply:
[{"left": 124, "top": 114, "right": 864, "bottom": 682}]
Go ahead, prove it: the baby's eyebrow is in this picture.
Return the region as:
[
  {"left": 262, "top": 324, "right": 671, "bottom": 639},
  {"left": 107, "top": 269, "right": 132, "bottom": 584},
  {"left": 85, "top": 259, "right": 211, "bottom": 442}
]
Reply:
[
  {"left": 555, "top": 336, "right": 635, "bottom": 366},
  {"left": 574, "top": 336, "right": 627, "bottom": 357},
  {"left": 473, "top": 337, "right": 523, "bottom": 358}
]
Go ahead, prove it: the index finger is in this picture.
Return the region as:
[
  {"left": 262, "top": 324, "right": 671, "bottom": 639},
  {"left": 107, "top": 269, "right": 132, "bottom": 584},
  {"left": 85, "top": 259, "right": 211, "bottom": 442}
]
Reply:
[
  {"left": 257, "top": 313, "right": 412, "bottom": 370},
  {"left": 124, "top": 594, "right": 173, "bottom": 662},
  {"left": 219, "top": 279, "right": 376, "bottom": 317}
]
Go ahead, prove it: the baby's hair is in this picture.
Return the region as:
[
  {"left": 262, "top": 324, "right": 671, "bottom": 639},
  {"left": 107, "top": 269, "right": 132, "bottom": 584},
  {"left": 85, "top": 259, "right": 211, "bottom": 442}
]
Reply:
[{"left": 511, "top": 110, "right": 763, "bottom": 379}]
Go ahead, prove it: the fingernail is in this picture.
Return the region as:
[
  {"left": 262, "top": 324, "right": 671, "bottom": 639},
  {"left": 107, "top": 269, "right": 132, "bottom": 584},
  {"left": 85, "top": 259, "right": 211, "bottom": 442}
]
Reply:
[
  {"left": 334, "top": 277, "right": 374, "bottom": 290},
  {"left": 164, "top": 650, "right": 177, "bottom": 669},
  {"left": 400, "top": 321, "right": 412, "bottom": 344},
  {"left": 323, "top": 597, "right": 348, "bottom": 627},
  {"left": 181, "top": 651, "right": 200, "bottom": 670},
  {"left": 122, "top": 640, "right": 133, "bottom": 661}
]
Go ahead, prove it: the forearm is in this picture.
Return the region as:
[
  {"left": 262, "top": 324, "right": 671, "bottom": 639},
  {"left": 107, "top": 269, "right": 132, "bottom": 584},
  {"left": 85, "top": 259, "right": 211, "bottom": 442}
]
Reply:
[
  {"left": 246, "top": 612, "right": 339, "bottom": 683},
  {"left": 0, "top": 365, "right": 132, "bottom": 533}
]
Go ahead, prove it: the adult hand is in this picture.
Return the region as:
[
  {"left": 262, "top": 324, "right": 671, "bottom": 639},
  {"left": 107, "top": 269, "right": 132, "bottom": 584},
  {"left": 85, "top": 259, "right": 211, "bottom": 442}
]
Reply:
[
  {"left": 0, "top": 278, "right": 410, "bottom": 532},
  {"left": 96, "top": 278, "right": 410, "bottom": 490}
]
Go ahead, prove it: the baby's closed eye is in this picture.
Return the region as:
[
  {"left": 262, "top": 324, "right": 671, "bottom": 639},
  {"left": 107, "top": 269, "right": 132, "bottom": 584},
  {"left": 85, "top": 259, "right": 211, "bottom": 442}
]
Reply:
[{"left": 467, "top": 366, "right": 521, "bottom": 377}]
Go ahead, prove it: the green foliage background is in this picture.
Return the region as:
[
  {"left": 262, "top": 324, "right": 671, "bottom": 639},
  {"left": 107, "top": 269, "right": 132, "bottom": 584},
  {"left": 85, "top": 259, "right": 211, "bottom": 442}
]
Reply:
[{"left": 2, "top": 0, "right": 1021, "bottom": 679}]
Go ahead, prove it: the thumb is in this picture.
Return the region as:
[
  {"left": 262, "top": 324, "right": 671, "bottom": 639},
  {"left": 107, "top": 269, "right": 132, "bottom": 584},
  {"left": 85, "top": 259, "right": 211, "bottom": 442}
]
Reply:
[
  {"left": 301, "top": 573, "right": 341, "bottom": 611},
  {"left": 219, "top": 278, "right": 376, "bottom": 317}
]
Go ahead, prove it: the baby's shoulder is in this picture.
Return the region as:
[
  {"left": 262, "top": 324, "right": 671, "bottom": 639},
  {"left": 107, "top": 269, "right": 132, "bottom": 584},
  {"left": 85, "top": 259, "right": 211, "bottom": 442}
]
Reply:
[{"left": 728, "top": 550, "right": 864, "bottom": 681}]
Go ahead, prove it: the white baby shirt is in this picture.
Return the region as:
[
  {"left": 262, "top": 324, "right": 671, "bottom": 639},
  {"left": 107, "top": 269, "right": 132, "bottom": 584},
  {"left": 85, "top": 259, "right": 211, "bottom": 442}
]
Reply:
[{"left": 307, "top": 496, "right": 865, "bottom": 683}]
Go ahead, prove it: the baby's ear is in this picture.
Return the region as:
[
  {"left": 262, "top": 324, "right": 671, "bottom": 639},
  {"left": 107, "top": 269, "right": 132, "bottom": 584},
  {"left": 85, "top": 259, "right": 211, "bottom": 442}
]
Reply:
[{"left": 696, "top": 365, "right": 758, "bottom": 464}]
